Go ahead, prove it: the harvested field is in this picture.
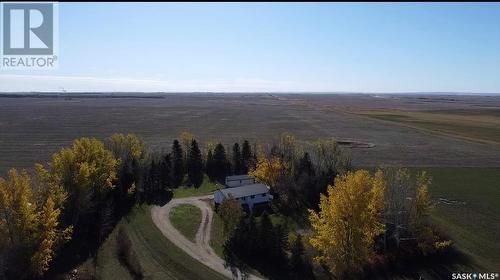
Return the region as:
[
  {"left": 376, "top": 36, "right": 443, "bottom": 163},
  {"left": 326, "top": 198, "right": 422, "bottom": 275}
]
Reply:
[{"left": 1, "top": 93, "right": 500, "bottom": 174}]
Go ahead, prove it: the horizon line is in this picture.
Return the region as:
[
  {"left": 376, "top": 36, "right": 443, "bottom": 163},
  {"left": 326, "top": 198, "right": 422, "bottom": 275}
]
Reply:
[{"left": 1, "top": 91, "right": 500, "bottom": 96}]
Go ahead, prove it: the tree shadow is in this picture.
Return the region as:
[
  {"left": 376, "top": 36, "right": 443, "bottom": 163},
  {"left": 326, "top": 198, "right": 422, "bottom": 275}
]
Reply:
[
  {"left": 44, "top": 190, "right": 173, "bottom": 279},
  {"left": 140, "top": 189, "right": 173, "bottom": 206},
  {"left": 366, "top": 246, "right": 475, "bottom": 279}
]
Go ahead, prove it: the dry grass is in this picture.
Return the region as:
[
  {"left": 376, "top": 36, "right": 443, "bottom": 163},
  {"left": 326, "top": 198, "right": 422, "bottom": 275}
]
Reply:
[{"left": 352, "top": 109, "right": 500, "bottom": 146}]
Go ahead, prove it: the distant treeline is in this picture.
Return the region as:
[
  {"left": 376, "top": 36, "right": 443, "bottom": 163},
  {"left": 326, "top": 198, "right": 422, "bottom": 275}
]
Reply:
[{"left": 0, "top": 93, "right": 165, "bottom": 99}]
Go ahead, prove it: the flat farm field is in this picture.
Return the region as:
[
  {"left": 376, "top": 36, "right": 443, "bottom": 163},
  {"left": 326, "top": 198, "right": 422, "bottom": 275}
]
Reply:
[{"left": 1, "top": 93, "right": 500, "bottom": 174}]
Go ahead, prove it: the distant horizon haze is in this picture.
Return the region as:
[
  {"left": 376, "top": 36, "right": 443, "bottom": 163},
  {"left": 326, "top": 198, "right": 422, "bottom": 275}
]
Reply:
[
  {"left": 1, "top": 3, "right": 499, "bottom": 93},
  {"left": 1, "top": 90, "right": 499, "bottom": 96}
]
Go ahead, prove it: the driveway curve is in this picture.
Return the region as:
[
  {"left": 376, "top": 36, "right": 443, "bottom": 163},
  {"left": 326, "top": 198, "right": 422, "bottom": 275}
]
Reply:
[{"left": 151, "top": 195, "right": 264, "bottom": 280}]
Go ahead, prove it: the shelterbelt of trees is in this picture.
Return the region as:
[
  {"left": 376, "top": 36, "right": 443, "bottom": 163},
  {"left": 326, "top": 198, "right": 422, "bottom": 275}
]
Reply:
[
  {"left": 0, "top": 132, "right": 259, "bottom": 280},
  {"left": 0, "top": 132, "right": 452, "bottom": 279},
  {"left": 218, "top": 134, "right": 453, "bottom": 279}
]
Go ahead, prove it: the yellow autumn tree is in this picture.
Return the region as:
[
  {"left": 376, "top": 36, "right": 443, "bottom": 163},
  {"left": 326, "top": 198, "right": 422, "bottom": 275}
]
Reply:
[
  {"left": 51, "top": 137, "right": 117, "bottom": 193},
  {"left": 31, "top": 196, "right": 73, "bottom": 276},
  {"left": 308, "top": 169, "right": 385, "bottom": 277},
  {"left": 414, "top": 172, "right": 432, "bottom": 219},
  {"left": 105, "top": 133, "right": 147, "bottom": 164},
  {"left": 0, "top": 169, "right": 38, "bottom": 248},
  {"left": 249, "top": 155, "right": 287, "bottom": 188},
  {"left": 410, "top": 171, "right": 441, "bottom": 255},
  {"left": 48, "top": 137, "right": 118, "bottom": 225},
  {"left": 33, "top": 163, "right": 68, "bottom": 211},
  {"left": 0, "top": 168, "right": 72, "bottom": 278}
]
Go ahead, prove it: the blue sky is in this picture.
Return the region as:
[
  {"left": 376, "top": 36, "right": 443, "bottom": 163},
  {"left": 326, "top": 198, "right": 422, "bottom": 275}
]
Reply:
[{"left": 1, "top": 2, "right": 500, "bottom": 93}]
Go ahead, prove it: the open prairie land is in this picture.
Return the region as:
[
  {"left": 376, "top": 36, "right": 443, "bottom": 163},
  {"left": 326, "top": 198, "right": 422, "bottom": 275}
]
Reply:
[{"left": 1, "top": 93, "right": 500, "bottom": 174}]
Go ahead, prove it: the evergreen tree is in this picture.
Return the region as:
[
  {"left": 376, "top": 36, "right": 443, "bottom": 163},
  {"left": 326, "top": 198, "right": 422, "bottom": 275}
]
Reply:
[
  {"left": 240, "top": 215, "right": 259, "bottom": 260},
  {"left": 223, "top": 217, "right": 253, "bottom": 278},
  {"left": 213, "top": 143, "right": 229, "bottom": 183},
  {"left": 117, "top": 159, "right": 134, "bottom": 203},
  {"left": 187, "top": 139, "right": 203, "bottom": 188},
  {"left": 159, "top": 153, "right": 172, "bottom": 188},
  {"left": 241, "top": 140, "right": 252, "bottom": 173},
  {"left": 131, "top": 158, "right": 141, "bottom": 194},
  {"left": 252, "top": 145, "right": 258, "bottom": 171},
  {"left": 205, "top": 149, "right": 215, "bottom": 181},
  {"left": 232, "top": 143, "right": 243, "bottom": 175},
  {"left": 148, "top": 159, "right": 161, "bottom": 191},
  {"left": 272, "top": 224, "right": 289, "bottom": 266},
  {"left": 296, "top": 152, "right": 318, "bottom": 208},
  {"left": 223, "top": 213, "right": 290, "bottom": 279},
  {"left": 259, "top": 212, "right": 275, "bottom": 258},
  {"left": 171, "top": 140, "right": 184, "bottom": 187},
  {"left": 290, "top": 234, "right": 314, "bottom": 280}
]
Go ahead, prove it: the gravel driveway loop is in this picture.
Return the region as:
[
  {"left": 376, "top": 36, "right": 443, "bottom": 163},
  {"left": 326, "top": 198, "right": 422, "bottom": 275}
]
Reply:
[{"left": 151, "top": 195, "right": 264, "bottom": 280}]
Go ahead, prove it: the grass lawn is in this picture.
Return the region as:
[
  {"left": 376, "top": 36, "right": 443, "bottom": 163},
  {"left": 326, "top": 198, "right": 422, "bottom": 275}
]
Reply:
[
  {"left": 169, "top": 204, "right": 202, "bottom": 242},
  {"left": 422, "top": 167, "right": 500, "bottom": 271},
  {"left": 173, "top": 175, "right": 222, "bottom": 198},
  {"left": 79, "top": 205, "right": 228, "bottom": 280}
]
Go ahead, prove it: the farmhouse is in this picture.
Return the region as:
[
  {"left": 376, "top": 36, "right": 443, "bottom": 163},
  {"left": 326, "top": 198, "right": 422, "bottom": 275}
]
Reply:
[
  {"left": 214, "top": 182, "right": 272, "bottom": 213},
  {"left": 225, "top": 174, "right": 256, "bottom": 188}
]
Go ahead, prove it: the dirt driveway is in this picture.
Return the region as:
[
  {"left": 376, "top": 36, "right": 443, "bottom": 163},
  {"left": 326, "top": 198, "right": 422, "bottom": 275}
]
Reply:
[{"left": 151, "top": 195, "right": 264, "bottom": 280}]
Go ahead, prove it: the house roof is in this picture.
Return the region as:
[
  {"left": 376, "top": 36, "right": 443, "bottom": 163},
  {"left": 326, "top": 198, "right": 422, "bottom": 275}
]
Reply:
[
  {"left": 218, "top": 183, "right": 269, "bottom": 199},
  {"left": 225, "top": 175, "right": 254, "bottom": 181}
]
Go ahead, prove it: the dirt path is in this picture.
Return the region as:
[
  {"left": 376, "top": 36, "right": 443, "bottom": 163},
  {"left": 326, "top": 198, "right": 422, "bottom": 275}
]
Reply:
[{"left": 151, "top": 195, "right": 264, "bottom": 280}]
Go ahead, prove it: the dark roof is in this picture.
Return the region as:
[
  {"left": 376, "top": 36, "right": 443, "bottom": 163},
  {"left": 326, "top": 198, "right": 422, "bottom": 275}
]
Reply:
[
  {"left": 218, "top": 183, "right": 269, "bottom": 199},
  {"left": 225, "top": 175, "right": 254, "bottom": 181}
]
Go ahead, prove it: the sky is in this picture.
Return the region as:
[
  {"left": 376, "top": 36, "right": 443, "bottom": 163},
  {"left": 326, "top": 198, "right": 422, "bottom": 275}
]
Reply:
[{"left": 1, "top": 2, "right": 500, "bottom": 93}]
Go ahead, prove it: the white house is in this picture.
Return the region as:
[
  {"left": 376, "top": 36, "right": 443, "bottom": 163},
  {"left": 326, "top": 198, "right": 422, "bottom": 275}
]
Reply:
[
  {"left": 214, "top": 183, "right": 272, "bottom": 213},
  {"left": 225, "top": 174, "right": 256, "bottom": 188}
]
